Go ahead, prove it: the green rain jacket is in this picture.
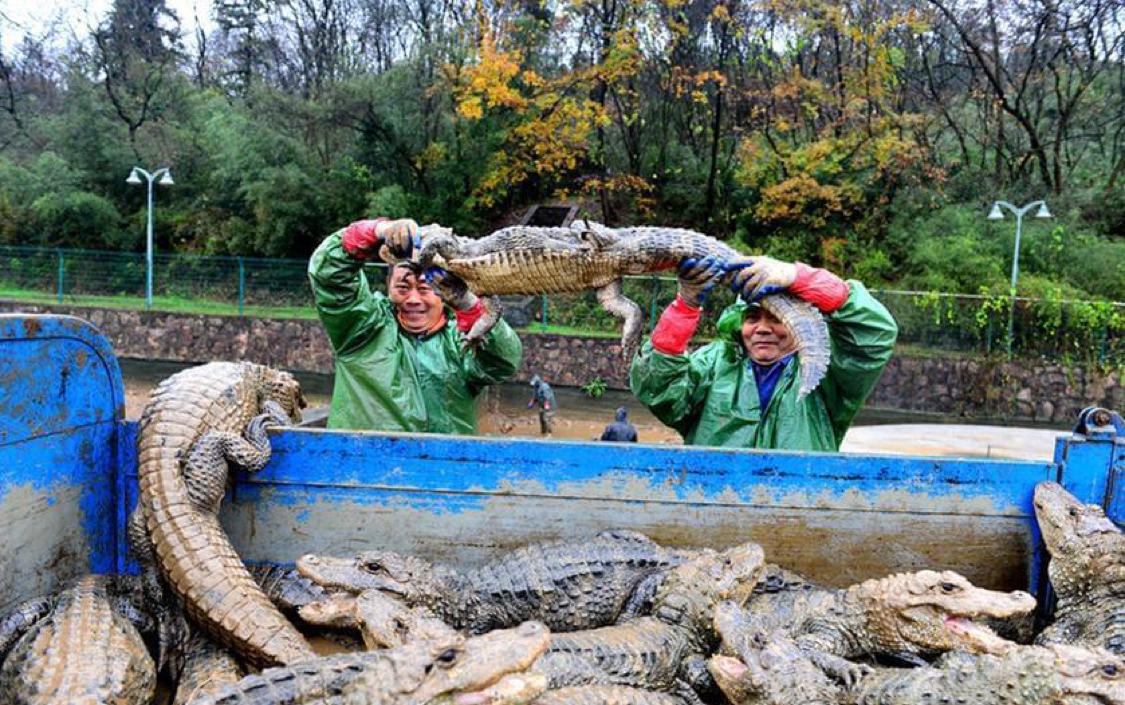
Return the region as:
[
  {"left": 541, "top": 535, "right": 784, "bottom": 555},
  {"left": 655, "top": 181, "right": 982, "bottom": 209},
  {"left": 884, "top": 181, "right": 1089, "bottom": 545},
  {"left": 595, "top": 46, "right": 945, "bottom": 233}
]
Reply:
[
  {"left": 308, "top": 231, "right": 523, "bottom": 433},
  {"left": 629, "top": 282, "right": 897, "bottom": 451}
]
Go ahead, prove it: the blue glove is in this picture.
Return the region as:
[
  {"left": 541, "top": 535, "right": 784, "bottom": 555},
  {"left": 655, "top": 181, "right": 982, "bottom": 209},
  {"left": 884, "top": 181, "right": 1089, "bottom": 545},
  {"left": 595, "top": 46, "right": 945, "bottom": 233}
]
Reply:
[
  {"left": 677, "top": 255, "right": 726, "bottom": 307},
  {"left": 423, "top": 266, "right": 477, "bottom": 311}
]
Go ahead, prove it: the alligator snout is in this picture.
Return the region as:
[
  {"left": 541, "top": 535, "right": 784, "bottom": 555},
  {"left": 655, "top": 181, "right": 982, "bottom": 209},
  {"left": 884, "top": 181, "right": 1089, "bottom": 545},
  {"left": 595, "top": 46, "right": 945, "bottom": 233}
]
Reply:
[
  {"left": 517, "top": 621, "right": 548, "bottom": 638},
  {"left": 1003, "top": 590, "right": 1037, "bottom": 615}
]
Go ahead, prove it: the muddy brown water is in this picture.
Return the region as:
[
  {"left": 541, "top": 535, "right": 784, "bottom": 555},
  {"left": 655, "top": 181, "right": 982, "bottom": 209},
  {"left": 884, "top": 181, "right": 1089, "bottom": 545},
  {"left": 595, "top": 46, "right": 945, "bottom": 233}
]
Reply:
[{"left": 119, "top": 358, "right": 1067, "bottom": 451}]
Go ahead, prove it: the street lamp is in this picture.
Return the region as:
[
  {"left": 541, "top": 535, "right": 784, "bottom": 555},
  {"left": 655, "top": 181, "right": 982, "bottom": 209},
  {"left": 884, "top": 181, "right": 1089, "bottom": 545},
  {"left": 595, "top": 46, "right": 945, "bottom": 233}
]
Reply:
[
  {"left": 126, "top": 167, "right": 174, "bottom": 309},
  {"left": 987, "top": 199, "right": 1052, "bottom": 356}
]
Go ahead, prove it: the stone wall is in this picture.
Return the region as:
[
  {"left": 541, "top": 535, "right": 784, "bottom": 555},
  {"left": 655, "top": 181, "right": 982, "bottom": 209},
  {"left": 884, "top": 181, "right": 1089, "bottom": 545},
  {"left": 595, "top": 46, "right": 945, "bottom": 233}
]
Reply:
[{"left": 2, "top": 300, "right": 1120, "bottom": 424}]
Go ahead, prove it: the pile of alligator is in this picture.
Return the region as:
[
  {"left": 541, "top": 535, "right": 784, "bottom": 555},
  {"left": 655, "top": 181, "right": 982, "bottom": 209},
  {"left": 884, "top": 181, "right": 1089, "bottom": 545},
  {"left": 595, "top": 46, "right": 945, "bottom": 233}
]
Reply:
[{"left": 2, "top": 363, "right": 1125, "bottom": 705}]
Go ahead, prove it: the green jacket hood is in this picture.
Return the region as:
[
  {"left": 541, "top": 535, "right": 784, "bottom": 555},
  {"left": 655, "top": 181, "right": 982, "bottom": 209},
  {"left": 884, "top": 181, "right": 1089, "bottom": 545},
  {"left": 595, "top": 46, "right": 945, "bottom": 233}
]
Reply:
[{"left": 716, "top": 301, "right": 753, "bottom": 352}]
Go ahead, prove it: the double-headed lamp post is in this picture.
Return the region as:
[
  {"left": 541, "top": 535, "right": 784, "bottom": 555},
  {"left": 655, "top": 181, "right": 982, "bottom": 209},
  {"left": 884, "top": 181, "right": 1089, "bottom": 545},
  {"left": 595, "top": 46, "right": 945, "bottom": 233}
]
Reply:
[
  {"left": 126, "top": 167, "right": 174, "bottom": 309},
  {"left": 987, "top": 199, "right": 1052, "bottom": 356}
]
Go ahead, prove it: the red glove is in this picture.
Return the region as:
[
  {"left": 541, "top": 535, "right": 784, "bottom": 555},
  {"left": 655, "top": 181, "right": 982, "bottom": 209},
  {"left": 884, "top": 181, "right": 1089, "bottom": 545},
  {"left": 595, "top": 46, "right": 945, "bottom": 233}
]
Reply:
[
  {"left": 789, "top": 263, "right": 850, "bottom": 313},
  {"left": 651, "top": 295, "right": 702, "bottom": 355},
  {"left": 341, "top": 218, "right": 387, "bottom": 260},
  {"left": 454, "top": 299, "right": 485, "bottom": 333}
]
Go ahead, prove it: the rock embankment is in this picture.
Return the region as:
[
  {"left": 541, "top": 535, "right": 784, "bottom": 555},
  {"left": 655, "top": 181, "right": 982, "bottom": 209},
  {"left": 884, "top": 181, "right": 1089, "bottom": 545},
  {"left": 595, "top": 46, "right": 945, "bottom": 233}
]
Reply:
[{"left": 2, "top": 301, "right": 1119, "bottom": 425}]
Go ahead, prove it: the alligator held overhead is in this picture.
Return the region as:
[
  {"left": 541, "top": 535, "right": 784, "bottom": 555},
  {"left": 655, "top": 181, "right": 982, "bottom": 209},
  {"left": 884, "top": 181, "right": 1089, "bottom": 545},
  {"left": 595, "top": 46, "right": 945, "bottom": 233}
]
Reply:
[{"left": 403, "top": 222, "right": 831, "bottom": 398}]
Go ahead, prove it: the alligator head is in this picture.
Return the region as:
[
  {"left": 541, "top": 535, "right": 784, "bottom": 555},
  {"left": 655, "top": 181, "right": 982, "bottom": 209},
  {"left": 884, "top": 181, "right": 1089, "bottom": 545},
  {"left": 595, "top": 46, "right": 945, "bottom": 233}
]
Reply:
[
  {"left": 711, "top": 601, "right": 840, "bottom": 705},
  {"left": 653, "top": 542, "right": 765, "bottom": 641},
  {"left": 297, "top": 550, "right": 453, "bottom": 612},
  {"left": 1034, "top": 481, "right": 1125, "bottom": 602},
  {"left": 708, "top": 643, "right": 838, "bottom": 705},
  {"left": 298, "top": 591, "right": 362, "bottom": 631},
  {"left": 1047, "top": 644, "right": 1125, "bottom": 705},
  {"left": 301, "top": 589, "right": 458, "bottom": 650},
  {"left": 707, "top": 654, "right": 756, "bottom": 704},
  {"left": 856, "top": 569, "right": 1036, "bottom": 656},
  {"left": 261, "top": 367, "right": 306, "bottom": 422},
  {"left": 428, "top": 672, "right": 549, "bottom": 705},
  {"left": 348, "top": 621, "right": 550, "bottom": 705}
]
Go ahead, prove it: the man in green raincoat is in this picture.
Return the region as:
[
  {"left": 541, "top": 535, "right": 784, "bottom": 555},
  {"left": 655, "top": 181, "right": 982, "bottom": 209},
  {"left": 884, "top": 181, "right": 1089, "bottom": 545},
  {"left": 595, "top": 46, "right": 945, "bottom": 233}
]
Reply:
[
  {"left": 308, "top": 217, "right": 523, "bottom": 432},
  {"left": 630, "top": 255, "right": 896, "bottom": 450}
]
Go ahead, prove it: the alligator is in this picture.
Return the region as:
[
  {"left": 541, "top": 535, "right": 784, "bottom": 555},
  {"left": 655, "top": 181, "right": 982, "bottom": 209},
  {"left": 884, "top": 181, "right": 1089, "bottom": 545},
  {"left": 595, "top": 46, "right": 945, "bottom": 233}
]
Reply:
[
  {"left": 0, "top": 575, "right": 156, "bottom": 705},
  {"left": 172, "top": 630, "right": 243, "bottom": 705},
  {"left": 249, "top": 563, "right": 340, "bottom": 617},
  {"left": 1033, "top": 481, "right": 1125, "bottom": 654},
  {"left": 133, "top": 361, "right": 315, "bottom": 668},
  {"left": 304, "top": 543, "right": 762, "bottom": 703},
  {"left": 533, "top": 686, "right": 687, "bottom": 705},
  {"left": 727, "top": 569, "right": 1036, "bottom": 685},
  {"left": 406, "top": 222, "right": 830, "bottom": 395},
  {"left": 527, "top": 542, "right": 765, "bottom": 703},
  {"left": 344, "top": 668, "right": 549, "bottom": 705},
  {"left": 847, "top": 644, "right": 1125, "bottom": 705},
  {"left": 296, "top": 530, "right": 696, "bottom": 634},
  {"left": 184, "top": 620, "right": 550, "bottom": 705},
  {"left": 710, "top": 602, "right": 840, "bottom": 705},
  {"left": 300, "top": 588, "right": 459, "bottom": 649},
  {"left": 709, "top": 648, "right": 838, "bottom": 705}
]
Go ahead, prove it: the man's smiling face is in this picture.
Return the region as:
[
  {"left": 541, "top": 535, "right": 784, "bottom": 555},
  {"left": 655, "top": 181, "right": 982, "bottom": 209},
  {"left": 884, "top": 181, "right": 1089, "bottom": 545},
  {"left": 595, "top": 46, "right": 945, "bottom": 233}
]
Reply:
[
  {"left": 741, "top": 306, "right": 796, "bottom": 364},
  {"left": 388, "top": 265, "right": 444, "bottom": 334}
]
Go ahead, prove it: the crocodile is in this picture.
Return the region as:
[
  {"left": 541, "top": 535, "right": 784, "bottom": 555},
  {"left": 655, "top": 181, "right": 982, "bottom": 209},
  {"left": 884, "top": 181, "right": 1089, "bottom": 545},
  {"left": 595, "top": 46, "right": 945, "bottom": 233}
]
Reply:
[
  {"left": 296, "top": 530, "right": 696, "bottom": 634},
  {"left": 527, "top": 542, "right": 765, "bottom": 703},
  {"left": 709, "top": 602, "right": 840, "bottom": 705},
  {"left": 305, "top": 543, "right": 763, "bottom": 703},
  {"left": 709, "top": 648, "right": 838, "bottom": 705},
  {"left": 249, "top": 563, "right": 340, "bottom": 617},
  {"left": 172, "top": 630, "right": 243, "bottom": 705},
  {"left": 1033, "top": 481, "right": 1125, "bottom": 654},
  {"left": 133, "top": 361, "right": 314, "bottom": 668},
  {"left": 300, "top": 589, "right": 460, "bottom": 649},
  {"left": 0, "top": 575, "right": 156, "bottom": 705},
  {"left": 406, "top": 222, "right": 830, "bottom": 395},
  {"left": 184, "top": 620, "right": 550, "bottom": 705},
  {"left": 344, "top": 669, "right": 549, "bottom": 705},
  {"left": 533, "top": 687, "right": 686, "bottom": 705},
  {"left": 727, "top": 569, "right": 1036, "bottom": 685},
  {"left": 847, "top": 644, "right": 1125, "bottom": 705}
]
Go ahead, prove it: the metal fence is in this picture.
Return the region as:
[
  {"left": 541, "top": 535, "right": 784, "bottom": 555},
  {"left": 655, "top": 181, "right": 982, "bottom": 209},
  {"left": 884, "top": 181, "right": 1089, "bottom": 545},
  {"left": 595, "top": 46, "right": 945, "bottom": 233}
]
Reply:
[{"left": 1, "top": 245, "right": 1121, "bottom": 364}]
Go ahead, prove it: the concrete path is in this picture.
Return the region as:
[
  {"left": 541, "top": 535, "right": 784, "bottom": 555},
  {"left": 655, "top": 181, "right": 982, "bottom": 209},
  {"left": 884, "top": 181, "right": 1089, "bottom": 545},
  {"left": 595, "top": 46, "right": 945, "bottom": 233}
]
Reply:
[{"left": 841, "top": 424, "right": 1065, "bottom": 461}]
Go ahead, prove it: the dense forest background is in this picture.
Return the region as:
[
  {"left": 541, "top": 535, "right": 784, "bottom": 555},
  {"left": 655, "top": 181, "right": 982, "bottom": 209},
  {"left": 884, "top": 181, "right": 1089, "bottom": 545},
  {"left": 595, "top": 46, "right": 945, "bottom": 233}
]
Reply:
[{"left": 0, "top": 0, "right": 1121, "bottom": 301}]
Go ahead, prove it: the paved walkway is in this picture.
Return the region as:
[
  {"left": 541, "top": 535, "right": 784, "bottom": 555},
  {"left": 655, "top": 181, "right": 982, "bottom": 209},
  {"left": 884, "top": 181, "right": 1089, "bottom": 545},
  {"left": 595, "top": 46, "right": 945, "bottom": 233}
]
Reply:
[{"left": 841, "top": 424, "right": 1065, "bottom": 461}]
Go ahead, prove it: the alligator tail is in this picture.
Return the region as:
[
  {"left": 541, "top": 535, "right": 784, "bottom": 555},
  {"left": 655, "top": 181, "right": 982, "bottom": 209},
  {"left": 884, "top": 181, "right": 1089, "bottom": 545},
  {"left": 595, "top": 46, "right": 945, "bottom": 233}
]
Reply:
[
  {"left": 756, "top": 295, "right": 831, "bottom": 400},
  {"left": 137, "top": 362, "right": 315, "bottom": 668}
]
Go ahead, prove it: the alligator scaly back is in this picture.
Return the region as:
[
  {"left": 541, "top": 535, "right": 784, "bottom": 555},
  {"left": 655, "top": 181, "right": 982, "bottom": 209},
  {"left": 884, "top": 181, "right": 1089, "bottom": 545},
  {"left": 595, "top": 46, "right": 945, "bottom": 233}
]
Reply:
[
  {"left": 136, "top": 361, "right": 315, "bottom": 668},
  {"left": 0, "top": 575, "right": 156, "bottom": 705},
  {"left": 412, "top": 222, "right": 830, "bottom": 398}
]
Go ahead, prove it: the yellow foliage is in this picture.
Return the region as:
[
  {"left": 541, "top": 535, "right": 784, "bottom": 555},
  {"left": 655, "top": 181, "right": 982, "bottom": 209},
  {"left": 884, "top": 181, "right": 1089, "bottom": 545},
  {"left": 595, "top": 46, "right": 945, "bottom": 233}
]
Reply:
[
  {"left": 454, "top": 33, "right": 528, "bottom": 121},
  {"left": 457, "top": 96, "right": 484, "bottom": 120}
]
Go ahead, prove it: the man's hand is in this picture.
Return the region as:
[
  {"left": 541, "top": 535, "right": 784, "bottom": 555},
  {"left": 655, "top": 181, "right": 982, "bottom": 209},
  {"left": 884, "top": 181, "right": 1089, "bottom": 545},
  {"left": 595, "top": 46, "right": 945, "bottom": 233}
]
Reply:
[
  {"left": 729, "top": 256, "right": 797, "bottom": 302},
  {"left": 424, "top": 267, "right": 478, "bottom": 311},
  {"left": 341, "top": 218, "right": 419, "bottom": 260},
  {"left": 375, "top": 218, "right": 419, "bottom": 259},
  {"left": 677, "top": 255, "right": 726, "bottom": 308}
]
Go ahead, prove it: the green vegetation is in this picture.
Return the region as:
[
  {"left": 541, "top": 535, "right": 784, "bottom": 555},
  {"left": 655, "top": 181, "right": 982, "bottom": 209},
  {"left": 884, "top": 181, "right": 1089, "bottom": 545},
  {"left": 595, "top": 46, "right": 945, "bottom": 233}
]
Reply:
[
  {"left": 0, "top": 286, "right": 316, "bottom": 319},
  {"left": 582, "top": 378, "right": 609, "bottom": 399}
]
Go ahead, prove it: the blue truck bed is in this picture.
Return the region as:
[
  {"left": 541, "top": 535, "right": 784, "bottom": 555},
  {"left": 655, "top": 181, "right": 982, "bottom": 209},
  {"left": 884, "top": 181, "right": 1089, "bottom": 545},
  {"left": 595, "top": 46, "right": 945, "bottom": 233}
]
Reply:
[{"left": 2, "top": 314, "right": 1122, "bottom": 616}]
